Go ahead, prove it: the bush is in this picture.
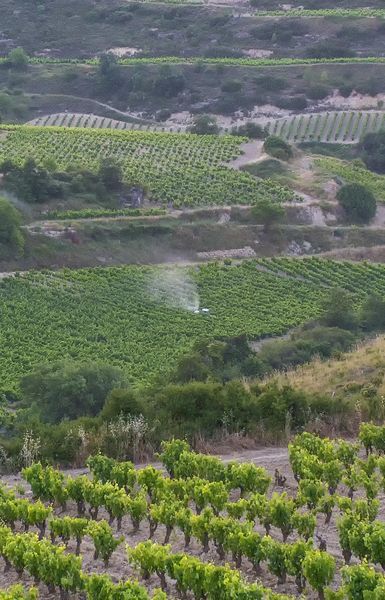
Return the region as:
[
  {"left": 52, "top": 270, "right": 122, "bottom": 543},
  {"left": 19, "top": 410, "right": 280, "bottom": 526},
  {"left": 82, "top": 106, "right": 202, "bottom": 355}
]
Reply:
[
  {"left": 307, "top": 42, "right": 355, "bottom": 59},
  {"left": 360, "top": 294, "right": 385, "bottom": 331},
  {"left": 101, "top": 389, "right": 144, "bottom": 421},
  {"left": 263, "top": 136, "right": 293, "bottom": 161},
  {"left": 0, "top": 198, "right": 24, "bottom": 255},
  {"left": 307, "top": 85, "right": 330, "bottom": 101},
  {"left": 257, "top": 326, "right": 356, "bottom": 372},
  {"left": 252, "top": 199, "right": 284, "bottom": 232},
  {"left": 276, "top": 95, "right": 307, "bottom": 111},
  {"left": 221, "top": 80, "right": 242, "bottom": 93},
  {"left": 189, "top": 115, "right": 219, "bottom": 135},
  {"left": 6, "top": 48, "right": 28, "bottom": 70},
  {"left": 321, "top": 288, "right": 357, "bottom": 331},
  {"left": 254, "top": 75, "right": 286, "bottom": 92},
  {"left": 337, "top": 183, "right": 377, "bottom": 223},
  {"left": 252, "top": 382, "right": 309, "bottom": 433},
  {"left": 359, "top": 131, "right": 385, "bottom": 174},
  {"left": 231, "top": 122, "right": 267, "bottom": 139},
  {"left": 20, "top": 361, "right": 128, "bottom": 423}
]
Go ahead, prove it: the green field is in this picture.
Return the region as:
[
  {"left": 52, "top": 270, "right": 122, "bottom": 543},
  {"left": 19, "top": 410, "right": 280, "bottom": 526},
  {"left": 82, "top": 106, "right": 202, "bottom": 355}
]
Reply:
[
  {"left": 3, "top": 258, "right": 385, "bottom": 392},
  {"left": 0, "top": 125, "right": 293, "bottom": 208}
]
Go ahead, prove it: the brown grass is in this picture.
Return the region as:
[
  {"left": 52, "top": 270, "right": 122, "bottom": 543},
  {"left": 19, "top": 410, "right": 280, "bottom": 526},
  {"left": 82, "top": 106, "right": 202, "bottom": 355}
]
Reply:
[{"left": 263, "top": 335, "right": 385, "bottom": 398}]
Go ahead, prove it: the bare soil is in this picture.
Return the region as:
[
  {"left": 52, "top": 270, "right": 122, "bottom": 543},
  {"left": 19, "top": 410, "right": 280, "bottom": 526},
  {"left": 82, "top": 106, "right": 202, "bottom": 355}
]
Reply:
[{"left": 0, "top": 446, "right": 367, "bottom": 598}]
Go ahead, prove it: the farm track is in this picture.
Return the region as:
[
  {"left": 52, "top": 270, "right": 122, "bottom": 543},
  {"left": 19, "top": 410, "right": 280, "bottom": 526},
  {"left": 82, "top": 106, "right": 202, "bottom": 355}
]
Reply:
[{"left": 25, "top": 94, "right": 158, "bottom": 127}]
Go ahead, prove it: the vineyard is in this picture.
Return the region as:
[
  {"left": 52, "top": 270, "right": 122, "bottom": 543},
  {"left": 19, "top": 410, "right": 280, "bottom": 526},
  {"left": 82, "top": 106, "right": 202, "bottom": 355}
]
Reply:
[
  {"left": 8, "top": 56, "right": 385, "bottom": 68},
  {"left": 315, "top": 157, "right": 385, "bottom": 201},
  {"left": 2, "top": 428, "right": 385, "bottom": 598},
  {"left": 0, "top": 125, "right": 294, "bottom": 208},
  {"left": 265, "top": 111, "right": 385, "bottom": 145},
  {"left": 27, "top": 114, "right": 181, "bottom": 133},
  {"left": 256, "top": 8, "right": 385, "bottom": 18},
  {"left": 44, "top": 207, "right": 166, "bottom": 220},
  {"left": 2, "top": 258, "right": 385, "bottom": 391}
]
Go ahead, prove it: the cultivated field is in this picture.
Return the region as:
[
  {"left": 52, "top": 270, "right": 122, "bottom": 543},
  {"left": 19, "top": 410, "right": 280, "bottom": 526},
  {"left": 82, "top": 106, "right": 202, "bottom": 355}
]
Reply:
[
  {"left": 2, "top": 258, "right": 385, "bottom": 392},
  {"left": 2, "top": 430, "right": 385, "bottom": 598},
  {"left": 0, "top": 126, "right": 293, "bottom": 208},
  {"left": 266, "top": 111, "right": 385, "bottom": 144}
]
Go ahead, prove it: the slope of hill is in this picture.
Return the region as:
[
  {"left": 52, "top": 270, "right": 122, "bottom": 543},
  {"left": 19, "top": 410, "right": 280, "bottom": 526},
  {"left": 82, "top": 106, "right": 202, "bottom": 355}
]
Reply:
[{"left": 269, "top": 334, "right": 385, "bottom": 404}]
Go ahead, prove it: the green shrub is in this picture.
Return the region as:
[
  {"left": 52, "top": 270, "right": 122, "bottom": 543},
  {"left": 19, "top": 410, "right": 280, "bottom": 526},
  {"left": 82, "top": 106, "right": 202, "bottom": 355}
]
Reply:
[
  {"left": 263, "top": 136, "right": 293, "bottom": 161},
  {"left": 337, "top": 183, "right": 377, "bottom": 223}
]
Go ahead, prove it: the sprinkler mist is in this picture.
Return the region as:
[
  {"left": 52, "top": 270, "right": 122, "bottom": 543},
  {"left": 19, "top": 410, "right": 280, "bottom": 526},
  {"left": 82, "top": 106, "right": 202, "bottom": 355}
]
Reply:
[{"left": 148, "top": 267, "right": 210, "bottom": 313}]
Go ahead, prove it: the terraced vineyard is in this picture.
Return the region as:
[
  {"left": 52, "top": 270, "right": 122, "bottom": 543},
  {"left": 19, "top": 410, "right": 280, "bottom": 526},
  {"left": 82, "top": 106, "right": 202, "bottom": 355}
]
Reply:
[
  {"left": 265, "top": 111, "right": 385, "bottom": 144},
  {"left": 315, "top": 157, "right": 385, "bottom": 201},
  {"left": 0, "top": 126, "right": 294, "bottom": 207},
  {"left": 2, "top": 258, "right": 385, "bottom": 392},
  {"left": 256, "top": 8, "right": 385, "bottom": 17},
  {"left": 28, "top": 113, "right": 182, "bottom": 133},
  {"left": 0, "top": 125, "right": 294, "bottom": 208}
]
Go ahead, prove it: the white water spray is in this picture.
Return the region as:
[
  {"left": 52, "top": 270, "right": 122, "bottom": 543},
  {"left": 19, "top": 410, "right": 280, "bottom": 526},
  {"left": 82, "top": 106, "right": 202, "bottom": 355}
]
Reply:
[{"left": 148, "top": 268, "right": 200, "bottom": 312}]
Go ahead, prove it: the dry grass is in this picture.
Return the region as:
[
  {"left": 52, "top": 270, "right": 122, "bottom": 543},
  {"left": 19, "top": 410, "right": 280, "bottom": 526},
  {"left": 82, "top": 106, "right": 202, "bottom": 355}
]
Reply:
[{"left": 263, "top": 335, "right": 385, "bottom": 398}]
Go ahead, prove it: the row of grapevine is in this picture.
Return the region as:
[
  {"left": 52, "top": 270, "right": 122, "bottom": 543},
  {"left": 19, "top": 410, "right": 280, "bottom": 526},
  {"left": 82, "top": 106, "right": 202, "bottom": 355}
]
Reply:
[
  {"left": 10, "top": 426, "right": 385, "bottom": 599},
  {"left": 256, "top": 8, "right": 385, "bottom": 18},
  {"left": 44, "top": 207, "right": 166, "bottom": 220},
  {"left": 27, "top": 113, "right": 184, "bottom": 133},
  {"left": 11, "top": 55, "right": 385, "bottom": 68},
  {"left": 265, "top": 111, "right": 385, "bottom": 144}
]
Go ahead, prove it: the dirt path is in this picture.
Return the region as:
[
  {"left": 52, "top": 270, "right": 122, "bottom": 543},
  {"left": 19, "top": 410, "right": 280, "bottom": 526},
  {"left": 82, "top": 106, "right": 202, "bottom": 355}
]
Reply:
[
  {"left": 228, "top": 140, "right": 265, "bottom": 169},
  {"left": 25, "top": 94, "right": 159, "bottom": 126}
]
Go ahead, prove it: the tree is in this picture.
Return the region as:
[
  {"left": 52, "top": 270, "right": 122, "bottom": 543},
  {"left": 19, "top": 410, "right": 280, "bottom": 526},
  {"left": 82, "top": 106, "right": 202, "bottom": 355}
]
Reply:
[
  {"left": 321, "top": 288, "right": 357, "bottom": 330},
  {"left": 337, "top": 183, "right": 376, "bottom": 223},
  {"left": 263, "top": 136, "right": 293, "bottom": 161},
  {"left": 231, "top": 122, "right": 267, "bottom": 139},
  {"left": 252, "top": 199, "right": 284, "bottom": 232},
  {"left": 152, "top": 71, "right": 185, "bottom": 98},
  {"left": 101, "top": 389, "right": 143, "bottom": 421},
  {"left": 7, "top": 48, "right": 28, "bottom": 70},
  {"left": 360, "top": 294, "right": 385, "bottom": 331},
  {"left": 20, "top": 361, "right": 128, "bottom": 423},
  {"left": 97, "top": 53, "right": 122, "bottom": 91},
  {"left": 302, "top": 550, "right": 335, "bottom": 600},
  {"left": 98, "top": 158, "right": 122, "bottom": 191},
  {"left": 0, "top": 198, "right": 24, "bottom": 255},
  {"left": 359, "top": 131, "right": 385, "bottom": 174},
  {"left": 0, "top": 158, "right": 63, "bottom": 203},
  {"left": 189, "top": 115, "right": 219, "bottom": 135}
]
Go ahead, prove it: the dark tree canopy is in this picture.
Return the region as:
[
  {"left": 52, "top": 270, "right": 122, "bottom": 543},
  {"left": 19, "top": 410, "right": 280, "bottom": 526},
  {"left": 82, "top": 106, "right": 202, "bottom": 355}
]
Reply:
[
  {"left": 263, "top": 136, "right": 293, "bottom": 161},
  {"left": 21, "top": 361, "right": 128, "bottom": 423},
  {"left": 189, "top": 115, "right": 219, "bottom": 135},
  {"left": 360, "top": 131, "right": 385, "bottom": 174},
  {"left": 337, "top": 183, "right": 376, "bottom": 223},
  {"left": 321, "top": 288, "right": 357, "bottom": 331},
  {"left": 0, "top": 197, "right": 24, "bottom": 255}
]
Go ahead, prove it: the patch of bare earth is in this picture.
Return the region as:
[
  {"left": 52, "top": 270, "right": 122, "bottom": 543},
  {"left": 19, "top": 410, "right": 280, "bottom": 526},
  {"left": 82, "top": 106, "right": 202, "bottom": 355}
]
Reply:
[{"left": 0, "top": 444, "right": 372, "bottom": 598}]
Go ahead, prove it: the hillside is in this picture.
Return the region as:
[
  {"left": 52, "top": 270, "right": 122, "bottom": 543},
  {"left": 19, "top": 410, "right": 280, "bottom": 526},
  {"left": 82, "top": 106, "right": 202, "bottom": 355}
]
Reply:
[{"left": 271, "top": 334, "right": 385, "bottom": 401}]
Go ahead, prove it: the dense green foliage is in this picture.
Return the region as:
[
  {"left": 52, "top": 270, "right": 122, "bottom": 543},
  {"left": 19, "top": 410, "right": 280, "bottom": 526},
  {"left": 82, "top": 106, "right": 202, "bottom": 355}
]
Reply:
[
  {"left": 360, "top": 131, "right": 385, "bottom": 175},
  {"left": 0, "top": 199, "right": 24, "bottom": 256},
  {"left": 263, "top": 136, "right": 293, "bottom": 161},
  {"left": 20, "top": 362, "right": 128, "bottom": 423},
  {"left": 337, "top": 183, "right": 377, "bottom": 223}
]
